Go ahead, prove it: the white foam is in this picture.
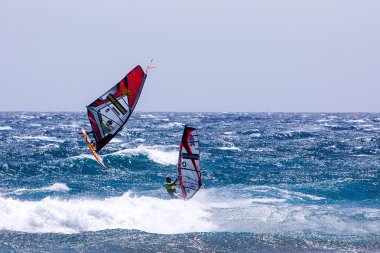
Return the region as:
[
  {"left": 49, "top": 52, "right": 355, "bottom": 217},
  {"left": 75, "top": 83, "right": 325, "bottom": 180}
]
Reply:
[
  {"left": 248, "top": 148, "right": 274, "bottom": 152},
  {"left": 139, "top": 114, "right": 155, "bottom": 119},
  {"left": 316, "top": 118, "right": 332, "bottom": 122},
  {"left": 107, "top": 145, "right": 178, "bottom": 165},
  {"left": 70, "top": 154, "right": 97, "bottom": 161},
  {"left": 251, "top": 198, "right": 286, "bottom": 203},
  {"left": 14, "top": 136, "right": 64, "bottom": 143},
  {"left": 0, "top": 192, "right": 215, "bottom": 234},
  {"left": 0, "top": 188, "right": 378, "bottom": 235},
  {"left": 42, "top": 183, "right": 70, "bottom": 192},
  {"left": 132, "top": 138, "right": 146, "bottom": 143},
  {"left": 355, "top": 137, "right": 374, "bottom": 142},
  {"left": 117, "top": 128, "right": 145, "bottom": 137},
  {"left": 110, "top": 138, "right": 123, "bottom": 143},
  {"left": 246, "top": 186, "right": 326, "bottom": 201},
  {"left": 0, "top": 126, "right": 12, "bottom": 130},
  {"left": 346, "top": 119, "right": 366, "bottom": 123},
  {"left": 322, "top": 123, "right": 340, "bottom": 128},
  {"left": 19, "top": 115, "right": 35, "bottom": 119},
  {"left": 217, "top": 146, "right": 241, "bottom": 151},
  {"left": 30, "top": 123, "right": 42, "bottom": 127},
  {"left": 279, "top": 188, "right": 325, "bottom": 201},
  {"left": 39, "top": 144, "right": 60, "bottom": 150},
  {"left": 158, "top": 122, "right": 183, "bottom": 129},
  {"left": 10, "top": 183, "right": 70, "bottom": 195},
  {"left": 249, "top": 133, "right": 262, "bottom": 138},
  {"left": 198, "top": 188, "right": 379, "bottom": 235},
  {"left": 62, "top": 122, "right": 81, "bottom": 128},
  {"left": 154, "top": 117, "right": 169, "bottom": 121}
]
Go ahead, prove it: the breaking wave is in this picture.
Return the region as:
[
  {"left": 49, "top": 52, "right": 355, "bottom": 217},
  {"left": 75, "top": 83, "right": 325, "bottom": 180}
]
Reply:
[
  {"left": 6, "top": 183, "right": 70, "bottom": 195},
  {"left": 13, "top": 135, "right": 64, "bottom": 143},
  {"left": 107, "top": 145, "right": 178, "bottom": 166},
  {"left": 0, "top": 192, "right": 215, "bottom": 234},
  {"left": 0, "top": 188, "right": 378, "bottom": 236}
]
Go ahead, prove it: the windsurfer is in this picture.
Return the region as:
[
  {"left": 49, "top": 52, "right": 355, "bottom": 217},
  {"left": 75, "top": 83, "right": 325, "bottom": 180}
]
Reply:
[
  {"left": 101, "top": 120, "right": 112, "bottom": 134},
  {"left": 165, "top": 177, "right": 179, "bottom": 198}
]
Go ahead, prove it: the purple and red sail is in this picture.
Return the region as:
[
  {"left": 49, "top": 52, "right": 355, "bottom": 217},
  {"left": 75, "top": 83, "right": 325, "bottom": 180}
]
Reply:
[{"left": 86, "top": 65, "right": 147, "bottom": 152}]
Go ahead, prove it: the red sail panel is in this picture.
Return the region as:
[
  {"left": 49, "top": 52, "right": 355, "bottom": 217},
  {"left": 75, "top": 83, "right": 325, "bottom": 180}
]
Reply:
[{"left": 126, "top": 66, "right": 145, "bottom": 110}]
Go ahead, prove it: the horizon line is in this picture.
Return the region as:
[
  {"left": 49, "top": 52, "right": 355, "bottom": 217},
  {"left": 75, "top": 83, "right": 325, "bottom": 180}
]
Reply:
[{"left": 0, "top": 110, "right": 379, "bottom": 114}]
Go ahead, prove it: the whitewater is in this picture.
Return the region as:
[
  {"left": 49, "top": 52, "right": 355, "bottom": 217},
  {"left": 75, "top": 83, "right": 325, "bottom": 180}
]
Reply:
[{"left": 0, "top": 112, "right": 379, "bottom": 252}]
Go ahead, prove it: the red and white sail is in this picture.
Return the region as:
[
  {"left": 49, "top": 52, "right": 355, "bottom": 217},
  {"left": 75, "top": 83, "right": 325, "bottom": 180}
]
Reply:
[
  {"left": 86, "top": 65, "right": 147, "bottom": 152},
  {"left": 178, "top": 126, "right": 202, "bottom": 199}
]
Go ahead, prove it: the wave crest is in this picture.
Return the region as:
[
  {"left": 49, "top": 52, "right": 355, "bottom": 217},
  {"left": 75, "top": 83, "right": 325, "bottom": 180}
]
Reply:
[
  {"left": 0, "top": 192, "right": 215, "bottom": 234},
  {"left": 107, "top": 145, "right": 178, "bottom": 166}
]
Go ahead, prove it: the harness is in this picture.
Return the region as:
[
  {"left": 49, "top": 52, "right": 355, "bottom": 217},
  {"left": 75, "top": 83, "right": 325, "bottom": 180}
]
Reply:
[{"left": 165, "top": 182, "right": 175, "bottom": 191}]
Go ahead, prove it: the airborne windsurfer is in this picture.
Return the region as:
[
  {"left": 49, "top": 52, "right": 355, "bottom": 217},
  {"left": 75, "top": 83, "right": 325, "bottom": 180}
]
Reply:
[{"left": 165, "top": 177, "right": 179, "bottom": 199}]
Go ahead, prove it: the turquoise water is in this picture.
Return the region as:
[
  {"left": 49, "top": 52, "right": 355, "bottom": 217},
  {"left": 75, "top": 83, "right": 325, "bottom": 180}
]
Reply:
[{"left": 0, "top": 112, "right": 379, "bottom": 252}]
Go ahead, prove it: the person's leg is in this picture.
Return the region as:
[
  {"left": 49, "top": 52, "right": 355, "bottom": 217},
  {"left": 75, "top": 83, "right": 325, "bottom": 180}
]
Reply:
[{"left": 168, "top": 190, "right": 178, "bottom": 199}]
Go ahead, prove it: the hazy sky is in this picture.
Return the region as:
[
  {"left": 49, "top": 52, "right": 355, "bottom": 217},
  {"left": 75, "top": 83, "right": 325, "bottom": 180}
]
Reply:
[{"left": 0, "top": 0, "right": 379, "bottom": 112}]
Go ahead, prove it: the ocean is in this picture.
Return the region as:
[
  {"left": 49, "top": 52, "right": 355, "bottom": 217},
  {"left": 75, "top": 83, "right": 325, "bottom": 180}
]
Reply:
[{"left": 0, "top": 112, "right": 379, "bottom": 252}]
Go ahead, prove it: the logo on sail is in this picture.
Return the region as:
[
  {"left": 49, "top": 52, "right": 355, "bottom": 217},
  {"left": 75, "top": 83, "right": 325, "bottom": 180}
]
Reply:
[{"left": 107, "top": 93, "right": 127, "bottom": 115}]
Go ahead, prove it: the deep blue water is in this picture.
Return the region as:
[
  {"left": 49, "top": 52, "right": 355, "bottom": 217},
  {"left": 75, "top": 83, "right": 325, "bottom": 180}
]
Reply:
[{"left": 0, "top": 112, "right": 379, "bottom": 252}]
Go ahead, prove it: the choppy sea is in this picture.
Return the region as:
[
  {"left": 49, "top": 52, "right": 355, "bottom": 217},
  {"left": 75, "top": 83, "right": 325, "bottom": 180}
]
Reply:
[{"left": 0, "top": 112, "right": 379, "bottom": 252}]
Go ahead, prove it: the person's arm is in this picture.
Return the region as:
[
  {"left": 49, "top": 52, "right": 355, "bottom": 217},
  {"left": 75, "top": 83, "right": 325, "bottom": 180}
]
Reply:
[
  {"left": 78, "top": 130, "right": 94, "bottom": 135},
  {"left": 167, "top": 178, "right": 179, "bottom": 186}
]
